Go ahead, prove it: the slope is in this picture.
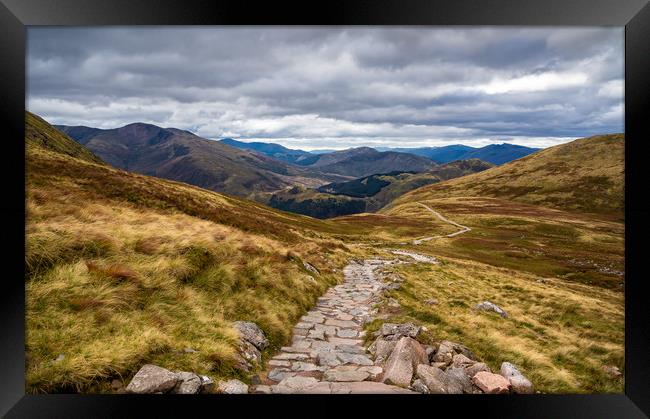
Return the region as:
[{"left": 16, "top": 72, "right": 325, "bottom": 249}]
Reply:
[{"left": 388, "top": 134, "right": 624, "bottom": 219}]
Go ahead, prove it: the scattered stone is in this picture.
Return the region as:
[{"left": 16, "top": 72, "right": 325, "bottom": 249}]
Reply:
[
  {"left": 199, "top": 375, "right": 215, "bottom": 393},
  {"left": 233, "top": 321, "right": 269, "bottom": 350},
  {"left": 466, "top": 362, "right": 491, "bottom": 377},
  {"left": 452, "top": 353, "right": 476, "bottom": 369},
  {"left": 500, "top": 362, "right": 534, "bottom": 394},
  {"left": 110, "top": 379, "right": 123, "bottom": 390},
  {"left": 250, "top": 375, "right": 261, "bottom": 385},
  {"left": 253, "top": 385, "right": 272, "bottom": 394},
  {"left": 416, "top": 364, "right": 454, "bottom": 394},
  {"left": 381, "top": 337, "right": 428, "bottom": 387},
  {"left": 54, "top": 354, "right": 65, "bottom": 363},
  {"left": 125, "top": 364, "right": 179, "bottom": 394},
  {"left": 303, "top": 261, "right": 320, "bottom": 275},
  {"left": 182, "top": 347, "right": 198, "bottom": 353},
  {"left": 424, "top": 298, "right": 438, "bottom": 305},
  {"left": 472, "top": 371, "right": 511, "bottom": 394},
  {"left": 217, "top": 379, "right": 249, "bottom": 394},
  {"left": 380, "top": 323, "right": 421, "bottom": 340},
  {"left": 411, "top": 379, "right": 430, "bottom": 394},
  {"left": 172, "top": 372, "right": 202, "bottom": 394},
  {"left": 474, "top": 301, "right": 508, "bottom": 318},
  {"left": 602, "top": 365, "right": 623, "bottom": 379}
]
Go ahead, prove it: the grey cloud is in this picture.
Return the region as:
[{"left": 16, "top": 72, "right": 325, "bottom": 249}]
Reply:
[{"left": 27, "top": 27, "right": 623, "bottom": 149}]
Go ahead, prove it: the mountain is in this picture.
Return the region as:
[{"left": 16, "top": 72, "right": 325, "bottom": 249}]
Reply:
[
  {"left": 56, "top": 123, "right": 345, "bottom": 199},
  {"left": 267, "top": 159, "right": 493, "bottom": 218},
  {"left": 219, "top": 138, "right": 313, "bottom": 164},
  {"left": 376, "top": 143, "right": 539, "bottom": 165},
  {"left": 300, "top": 147, "right": 437, "bottom": 178},
  {"left": 387, "top": 134, "right": 624, "bottom": 218}
]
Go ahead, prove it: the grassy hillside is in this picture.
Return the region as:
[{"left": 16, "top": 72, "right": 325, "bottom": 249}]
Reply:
[
  {"left": 391, "top": 134, "right": 624, "bottom": 219},
  {"left": 27, "top": 113, "right": 369, "bottom": 393}
]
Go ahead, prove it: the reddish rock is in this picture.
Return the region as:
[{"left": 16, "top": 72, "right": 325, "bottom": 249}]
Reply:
[{"left": 472, "top": 371, "right": 511, "bottom": 394}]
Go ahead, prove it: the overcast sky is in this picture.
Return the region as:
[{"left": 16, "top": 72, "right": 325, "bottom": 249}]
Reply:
[{"left": 27, "top": 27, "right": 623, "bottom": 150}]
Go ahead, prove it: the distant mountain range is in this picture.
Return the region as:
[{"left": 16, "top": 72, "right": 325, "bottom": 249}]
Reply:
[
  {"left": 55, "top": 123, "right": 347, "bottom": 199},
  {"left": 220, "top": 139, "right": 540, "bottom": 166}
]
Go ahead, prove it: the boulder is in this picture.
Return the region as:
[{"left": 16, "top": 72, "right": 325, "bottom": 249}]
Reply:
[
  {"left": 500, "top": 362, "right": 534, "bottom": 394},
  {"left": 432, "top": 340, "right": 477, "bottom": 364},
  {"left": 171, "top": 372, "right": 202, "bottom": 394},
  {"left": 411, "top": 379, "right": 430, "bottom": 394},
  {"left": 466, "top": 362, "right": 491, "bottom": 377},
  {"left": 233, "top": 321, "right": 269, "bottom": 350},
  {"left": 381, "top": 337, "right": 428, "bottom": 387},
  {"left": 416, "top": 364, "right": 451, "bottom": 394},
  {"left": 446, "top": 367, "right": 474, "bottom": 393},
  {"left": 238, "top": 339, "right": 262, "bottom": 366},
  {"left": 602, "top": 365, "right": 623, "bottom": 379},
  {"left": 372, "top": 339, "right": 398, "bottom": 364},
  {"left": 380, "top": 323, "right": 421, "bottom": 340},
  {"left": 472, "top": 371, "right": 511, "bottom": 394},
  {"left": 199, "top": 375, "right": 215, "bottom": 393},
  {"left": 303, "top": 261, "right": 320, "bottom": 275},
  {"left": 452, "top": 353, "right": 476, "bottom": 369},
  {"left": 217, "top": 379, "right": 249, "bottom": 394},
  {"left": 125, "top": 364, "right": 179, "bottom": 394},
  {"left": 474, "top": 301, "right": 508, "bottom": 318}
]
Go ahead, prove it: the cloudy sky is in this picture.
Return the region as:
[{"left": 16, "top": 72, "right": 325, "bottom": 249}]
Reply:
[{"left": 27, "top": 27, "right": 623, "bottom": 150}]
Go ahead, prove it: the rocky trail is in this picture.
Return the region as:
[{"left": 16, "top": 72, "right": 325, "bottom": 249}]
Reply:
[{"left": 252, "top": 258, "right": 420, "bottom": 394}]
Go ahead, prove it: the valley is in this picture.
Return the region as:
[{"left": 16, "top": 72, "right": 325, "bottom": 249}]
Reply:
[{"left": 26, "top": 112, "right": 624, "bottom": 394}]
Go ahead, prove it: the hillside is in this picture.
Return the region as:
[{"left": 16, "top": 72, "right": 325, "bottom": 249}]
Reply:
[
  {"left": 378, "top": 143, "right": 539, "bottom": 165},
  {"left": 389, "top": 134, "right": 624, "bottom": 219},
  {"left": 220, "top": 138, "right": 312, "bottom": 164},
  {"left": 56, "top": 123, "right": 345, "bottom": 199},
  {"left": 28, "top": 113, "right": 104, "bottom": 164},
  {"left": 267, "top": 159, "right": 493, "bottom": 218},
  {"left": 302, "top": 147, "right": 437, "bottom": 178}
]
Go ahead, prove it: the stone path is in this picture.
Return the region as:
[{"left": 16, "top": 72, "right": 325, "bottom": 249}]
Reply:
[{"left": 255, "top": 259, "right": 416, "bottom": 394}]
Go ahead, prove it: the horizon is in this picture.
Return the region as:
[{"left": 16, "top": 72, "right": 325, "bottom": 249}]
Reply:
[{"left": 28, "top": 27, "right": 623, "bottom": 150}]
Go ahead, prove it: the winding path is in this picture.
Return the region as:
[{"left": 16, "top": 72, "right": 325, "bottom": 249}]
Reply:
[
  {"left": 412, "top": 202, "right": 471, "bottom": 244},
  {"left": 256, "top": 259, "right": 418, "bottom": 394}
]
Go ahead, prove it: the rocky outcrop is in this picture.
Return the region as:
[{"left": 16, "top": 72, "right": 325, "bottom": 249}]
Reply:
[
  {"left": 500, "top": 362, "right": 534, "bottom": 394},
  {"left": 125, "top": 364, "right": 219, "bottom": 394},
  {"left": 474, "top": 301, "right": 508, "bottom": 318},
  {"left": 381, "top": 337, "right": 428, "bottom": 387},
  {"left": 233, "top": 321, "right": 269, "bottom": 372},
  {"left": 217, "top": 379, "right": 249, "bottom": 394}
]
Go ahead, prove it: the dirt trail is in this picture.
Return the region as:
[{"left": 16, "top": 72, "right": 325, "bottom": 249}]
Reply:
[{"left": 412, "top": 202, "right": 471, "bottom": 244}]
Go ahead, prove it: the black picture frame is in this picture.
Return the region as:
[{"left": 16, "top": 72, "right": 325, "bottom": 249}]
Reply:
[{"left": 1, "top": 0, "right": 649, "bottom": 417}]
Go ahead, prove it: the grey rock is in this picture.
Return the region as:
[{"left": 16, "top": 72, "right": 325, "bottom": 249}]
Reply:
[
  {"left": 199, "top": 375, "right": 215, "bottom": 393},
  {"left": 380, "top": 323, "right": 421, "bottom": 340},
  {"left": 337, "top": 344, "right": 366, "bottom": 354},
  {"left": 253, "top": 385, "right": 272, "bottom": 394},
  {"left": 171, "top": 372, "right": 202, "bottom": 394},
  {"left": 182, "top": 347, "right": 198, "bottom": 353},
  {"left": 303, "top": 261, "right": 320, "bottom": 275},
  {"left": 500, "top": 362, "right": 534, "bottom": 394},
  {"left": 125, "top": 364, "right": 179, "bottom": 394},
  {"left": 446, "top": 367, "right": 473, "bottom": 394},
  {"left": 218, "top": 379, "right": 249, "bottom": 394},
  {"left": 337, "top": 352, "right": 374, "bottom": 366},
  {"left": 337, "top": 329, "right": 359, "bottom": 338},
  {"left": 268, "top": 368, "right": 294, "bottom": 382},
  {"left": 238, "top": 340, "right": 262, "bottom": 367},
  {"left": 416, "top": 364, "right": 464, "bottom": 394},
  {"left": 411, "top": 378, "right": 430, "bottom": 394},
  {"left": 381, "top": 337, "right": 428, "bottom": 387},
  {"left": 234, "top": 321, "right": 269, "bottom": 350},
  {"left": 452, "top": 353, "right": 476, "bottom": 369},
  {"left": 316, "top": 351, "right": 342, "bottom": 367},
  {"left": 474, "top": 301, "right": 508, "bottom": 318},
  {"left": 324, "top": 368, "right": 371, "bottom": 382},
  {"left": 424, "top": 298, "right": 439, "bottom": 305},
  {"left": 466, "top": 362, "right": 491, "bottom": 377}
]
